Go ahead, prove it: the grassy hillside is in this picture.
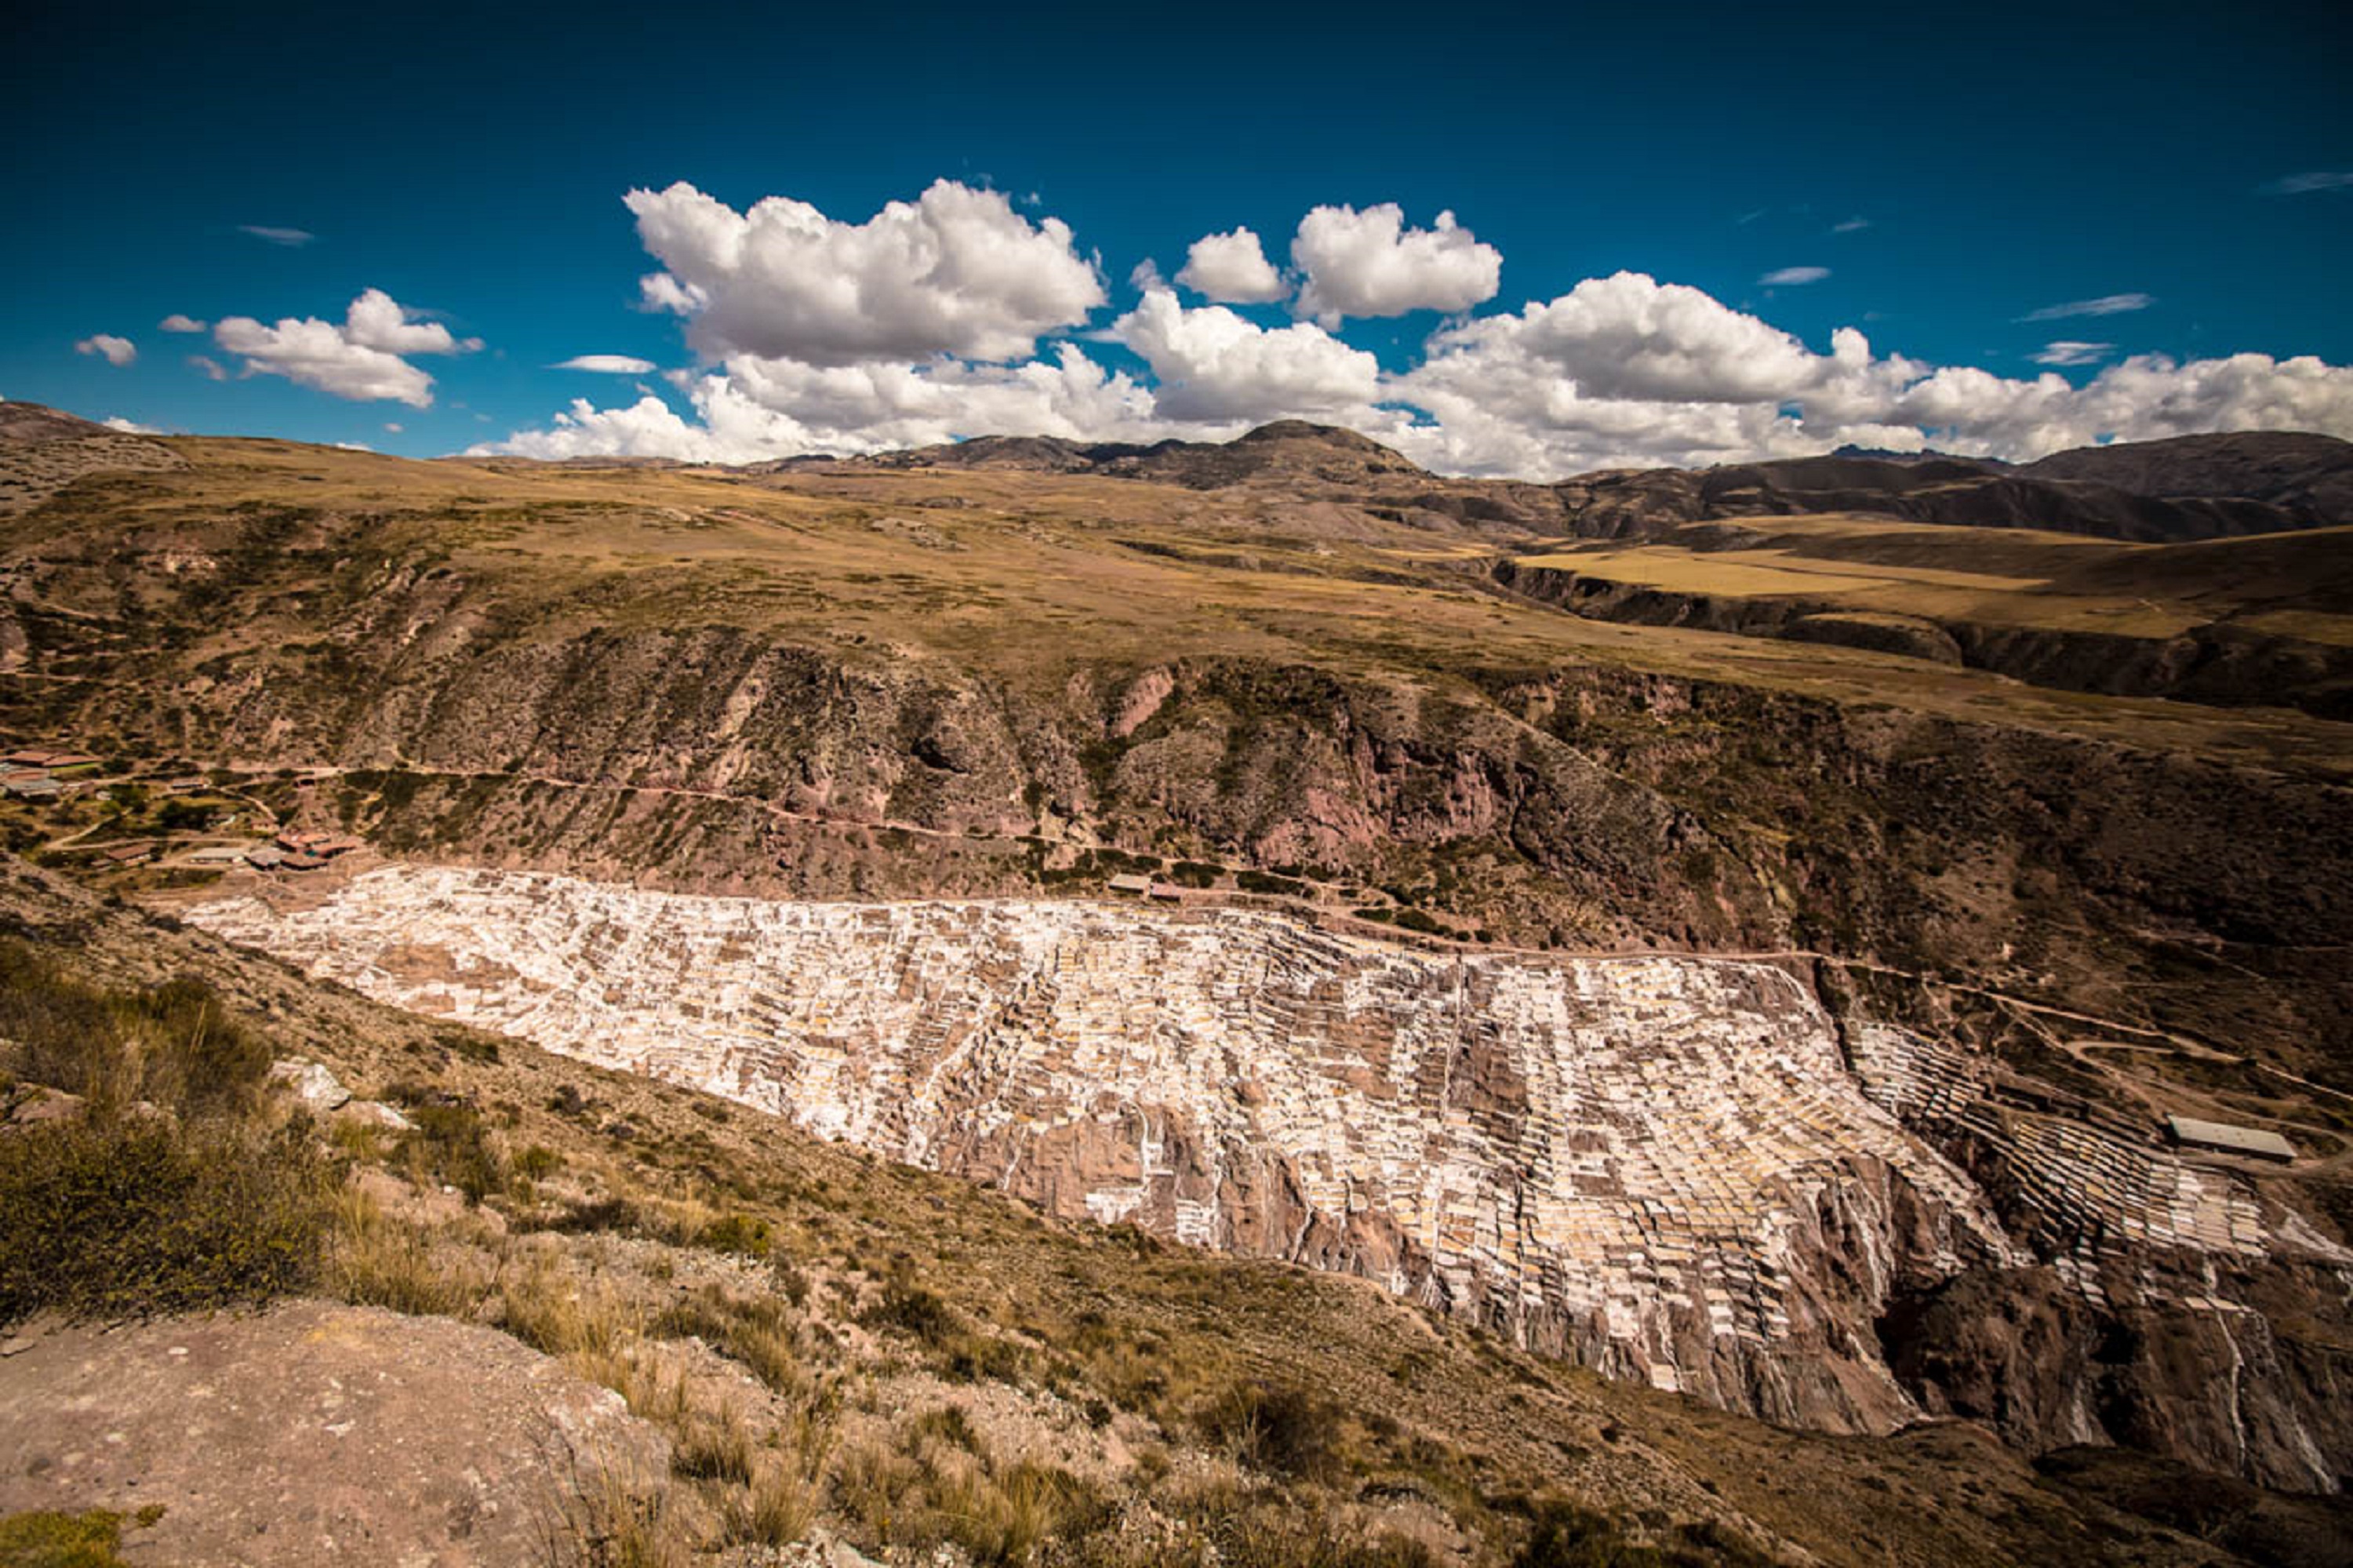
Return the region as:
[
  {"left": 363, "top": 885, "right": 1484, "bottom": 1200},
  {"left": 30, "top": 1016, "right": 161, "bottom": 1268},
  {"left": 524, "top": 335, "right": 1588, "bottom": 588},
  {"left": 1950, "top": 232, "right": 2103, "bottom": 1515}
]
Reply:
[{"left": 5, "top": 435, "right": 2346, "bottom": 760}]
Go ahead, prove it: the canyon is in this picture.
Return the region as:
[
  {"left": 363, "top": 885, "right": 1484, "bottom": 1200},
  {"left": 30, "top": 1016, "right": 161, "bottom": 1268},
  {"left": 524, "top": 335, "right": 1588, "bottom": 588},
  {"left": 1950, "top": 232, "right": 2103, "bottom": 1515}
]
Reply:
[{"left": 6, "top": 412, "right": 2351, "bottom": 1508}]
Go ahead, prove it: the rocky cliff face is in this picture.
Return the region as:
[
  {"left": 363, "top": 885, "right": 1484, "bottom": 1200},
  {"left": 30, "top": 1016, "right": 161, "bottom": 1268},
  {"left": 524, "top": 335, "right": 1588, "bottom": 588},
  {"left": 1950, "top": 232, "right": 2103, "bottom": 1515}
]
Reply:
[{"left": 184, "top": 865, "right": 2353, "bottom": 1490}]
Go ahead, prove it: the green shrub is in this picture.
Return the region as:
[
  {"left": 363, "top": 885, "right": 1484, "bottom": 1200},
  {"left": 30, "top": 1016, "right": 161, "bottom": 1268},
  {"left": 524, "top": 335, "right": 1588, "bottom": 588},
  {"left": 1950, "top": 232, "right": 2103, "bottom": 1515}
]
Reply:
[
  {"left": 156, "top": 800, "right": 218, "bottom": 832},
  {"left": 862, "top": 1280, "right": 958, "bottom": 1346},
  {"left": 436, "top": 1027, "right": 501, "bottom": 1064},
  {"left": 537, "top": 1195, "right": 640, "bottom": 1234},
  {"left": 130, "top": 977, "right": 272, "bottom": 1118},
  {"left": 1198, "top": 1379, "right": 1341, "bottom": 1483},
  {"left": 397, "top": 1102, "right": 505, "bottom": 1202},
  {"left": 0, "top": 1114, "right": 333, "bottom": 1326},
  {"left": 511, "top": 1143, "right": 562, "bottom": 1181},
  {"left": 1510, "top": 1500, "right": 1768, "bottom": 1568},
  {"left": 0, "top": 1507, "right": 149, "bottom": 1567},
  {"left": 697, "top": 1212, "right": 773, "bottom": 1258},
  {"left": 0, "top": 943, "right": 270, "bottom": 1119}
]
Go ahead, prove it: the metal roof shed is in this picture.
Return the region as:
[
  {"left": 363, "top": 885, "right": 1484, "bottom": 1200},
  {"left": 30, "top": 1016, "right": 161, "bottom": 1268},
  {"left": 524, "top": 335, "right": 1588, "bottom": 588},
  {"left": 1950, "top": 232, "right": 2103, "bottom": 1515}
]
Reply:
[{"left": 2165, "top": 1115, "right": 2296, "bottom": 1162}]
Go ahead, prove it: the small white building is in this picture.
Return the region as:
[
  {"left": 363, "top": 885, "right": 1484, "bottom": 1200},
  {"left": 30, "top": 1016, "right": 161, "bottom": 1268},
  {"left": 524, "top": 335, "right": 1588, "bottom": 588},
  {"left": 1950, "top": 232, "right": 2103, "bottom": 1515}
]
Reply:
[
  {"left": 1107, "top": 874, "right": 1154, "bottom": 896},
  {"left": 2166, "top": 1115, "right": 2296, "bottom": 1163}
]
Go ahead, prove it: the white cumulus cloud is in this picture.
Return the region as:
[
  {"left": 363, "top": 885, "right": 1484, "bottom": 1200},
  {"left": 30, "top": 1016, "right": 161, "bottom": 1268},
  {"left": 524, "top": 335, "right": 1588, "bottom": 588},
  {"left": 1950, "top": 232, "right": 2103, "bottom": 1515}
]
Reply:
[
  {"left": 627, "top": 179, "right": 1105, "bottom": 366},
  {"left": 1434, "top": 271, "right": 1852, "bottom": 404},
  {"left": 75, "top": 334, "right": 136, "bottom": 366},
  {"left": 1292, "top": 204, "right": 1501, "bottom": 326},
  {"left": 475, "top": 178, "right": 2353, "bottom": 481},
  {"left": 101, "top": 416, "right": 160, "bottom": 434},
  {"left": 159, "top": 314, "right": 208, "bottom": 334},
  {"left": 1116, "top": 289, "right": 1379, "bottom": 421},
  {"left": 1174, "top": 227, "right": 1288, "bottom": 304},
  {"left": 213, "top": 288, "right": 479, "bottom": 406},
  {"left": 474, "top": 343, "right": 1174, "bottom": 464},
  {"left": 553, "top": 355, "right": 658, "bottom": 373}
]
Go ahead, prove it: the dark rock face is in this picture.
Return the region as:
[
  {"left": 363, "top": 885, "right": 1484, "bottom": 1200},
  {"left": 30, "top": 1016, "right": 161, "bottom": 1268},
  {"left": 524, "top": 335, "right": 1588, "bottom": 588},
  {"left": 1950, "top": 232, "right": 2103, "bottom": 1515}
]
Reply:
[
  {"left": 1879, "top": 1259, "right": 2353, "bottom": 1496},
  {"left": 1783, "top": 613, "right": 1966, "bottom": 665}
]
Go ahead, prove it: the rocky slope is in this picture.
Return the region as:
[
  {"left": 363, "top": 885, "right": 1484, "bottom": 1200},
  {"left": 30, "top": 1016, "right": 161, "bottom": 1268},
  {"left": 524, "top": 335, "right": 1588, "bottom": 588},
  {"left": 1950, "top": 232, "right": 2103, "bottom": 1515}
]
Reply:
[
  {"left": 0, "top": 402, "right": 184, "bottom": 515},
  {"left": 2021, "top": 431, "right": 2353, "bottom": 520}
]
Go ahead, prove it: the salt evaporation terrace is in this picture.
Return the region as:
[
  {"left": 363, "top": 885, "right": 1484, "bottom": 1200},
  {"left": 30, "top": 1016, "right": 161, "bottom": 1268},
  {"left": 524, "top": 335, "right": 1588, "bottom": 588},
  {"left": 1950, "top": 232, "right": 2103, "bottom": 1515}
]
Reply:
[{"left": 186, "top": 863, "right": 2329, "bottom": 1426}]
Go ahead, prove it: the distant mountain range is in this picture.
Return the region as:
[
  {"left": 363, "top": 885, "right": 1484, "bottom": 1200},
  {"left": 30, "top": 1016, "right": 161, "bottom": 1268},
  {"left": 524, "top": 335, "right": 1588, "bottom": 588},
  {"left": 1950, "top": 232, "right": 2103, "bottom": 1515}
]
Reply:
[
  {"left": 8, "top": 396, "right": 2351, "bottom": 541},
  {"left": 1552, "top": 431, "right": 2353, "bottom": 544},
  {"left": 792, "top": 417, "right": 2353, "bottom": 543}
]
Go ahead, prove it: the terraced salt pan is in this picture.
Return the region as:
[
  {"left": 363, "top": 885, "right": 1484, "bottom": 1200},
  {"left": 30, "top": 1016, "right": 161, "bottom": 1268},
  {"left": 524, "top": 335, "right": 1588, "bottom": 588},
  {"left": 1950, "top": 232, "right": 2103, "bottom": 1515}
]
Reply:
[{"left": 191, "top": 864, "right": 2017, "bottom": 1404}]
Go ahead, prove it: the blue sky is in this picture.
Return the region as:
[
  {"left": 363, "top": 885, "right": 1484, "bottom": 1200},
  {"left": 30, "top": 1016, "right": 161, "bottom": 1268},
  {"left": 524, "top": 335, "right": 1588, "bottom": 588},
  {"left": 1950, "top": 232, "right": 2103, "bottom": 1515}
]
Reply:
[{"left": 7, "top": 0, "right": 2350, "bottom": 475}]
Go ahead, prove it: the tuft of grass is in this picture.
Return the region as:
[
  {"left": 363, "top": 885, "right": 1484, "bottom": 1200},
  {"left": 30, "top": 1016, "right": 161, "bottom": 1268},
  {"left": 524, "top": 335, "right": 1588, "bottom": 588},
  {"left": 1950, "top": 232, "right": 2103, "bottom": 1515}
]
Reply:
[
  {"left": 500, "top": 1261, "right": 642, "bottom": 1360},
  {"left": 831, "top": 1414, "right": 1108, "bottom": 1566},
  {"left": 1198, "top": 1378, "right": 1344, "bottom": 1483},
  {"left": 1509, "top": 1499, "right": 1776, "bottom": 1568},
  {"left": 0, "top": 939, "right": 272, "bottom": 1120},
  {"left": 650, "top": 1284, "right": 802, "bottom": 1392},
  {"left": 726, "top": 1456, "right": 817, "bottom": 1548},
  {"left": 694, "top": 1210, "right": 771, "bottom": 1258},
  {"left": 327, "top": 1185, "right": 495, "bottom": 1318},
  {"left": 860, "top": 1277, "right": 959, "bottom": 1345},
  {"left": 395, "top": 1100, "right": 507, "bottom": 1204},
  {"left": 671, "top": 1402, "right": 756, "bottom": 1486},
  {"left": 512, "top": 1142, "right": 562, "bottom": 1181},
  {"left": 541, "top": 1457, "right": 692, "bottom": 1568},
  {"left": 572, "top": 1342, "right": 693, "bottom": 1431}
]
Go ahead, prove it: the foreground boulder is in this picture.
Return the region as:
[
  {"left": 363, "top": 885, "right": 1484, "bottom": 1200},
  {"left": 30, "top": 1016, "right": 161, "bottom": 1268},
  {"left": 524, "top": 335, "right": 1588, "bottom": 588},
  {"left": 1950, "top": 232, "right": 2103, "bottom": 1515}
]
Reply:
[{"left": 0, "top": 1301, "right": 669, "bottom": 1566}]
